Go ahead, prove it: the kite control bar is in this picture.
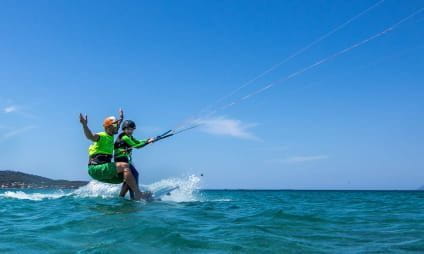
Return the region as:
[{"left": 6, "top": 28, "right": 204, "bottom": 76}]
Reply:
[{"left": 152, "top": 130, "right": 174, "bottom": 143}]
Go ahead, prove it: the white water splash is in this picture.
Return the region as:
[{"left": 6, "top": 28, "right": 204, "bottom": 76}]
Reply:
[
  {"left": 0, "top": 175, "right": 202, "bottom": 202},
  {"left": 72, "top": 180, "right": 121, "bottom": 198},
  {"left": 146, "top": 175, "right": 202, "bottom": 202},
  {"left": 0, "top": 190, "right": 68, "bottom": 201}
]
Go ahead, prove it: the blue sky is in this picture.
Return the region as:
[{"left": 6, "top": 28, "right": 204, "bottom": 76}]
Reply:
[{"left": 0, "top": 0, "right": 423, "bottom": 189}]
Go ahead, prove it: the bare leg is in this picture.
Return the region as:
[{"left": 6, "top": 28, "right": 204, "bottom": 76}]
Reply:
[
  {"left": 116, "top": 162, "right": 142, "bottom": 200},
  {"left": 119, "top": 183, "right": 130, "bottom": 198},
  {"left": 119, "top": 165, "right": 139, "bottom": 199},
  {"left": 128, "top": 164, "right": 139, "bottom": 199}
]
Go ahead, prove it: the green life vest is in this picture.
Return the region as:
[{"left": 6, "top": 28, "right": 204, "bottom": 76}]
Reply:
[
  {"left": 88, "top": 132, "right": 114, "bottom": 156},
  {"left": 88, "top": 132, "right": 114, "bottom": 165}
]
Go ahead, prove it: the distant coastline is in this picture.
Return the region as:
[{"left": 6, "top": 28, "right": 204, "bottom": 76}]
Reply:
[
  {"left": 1, "top": 170, "right": 423, "bottom": 191},
  {"left": 0, "top": 170, "right": 88, "bottom": 189}
]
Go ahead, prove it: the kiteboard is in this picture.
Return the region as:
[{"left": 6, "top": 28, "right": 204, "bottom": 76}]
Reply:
[{"left": 151, "top": 186, "right": 179, "bottom": 201}]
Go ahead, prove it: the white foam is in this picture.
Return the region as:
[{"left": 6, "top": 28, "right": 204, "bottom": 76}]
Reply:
[
  {"left": 0, "top": 190, "right": 68, "bottom": 201},
  {"left": 72, "top": 180, "right": 121, "bottom": 198},
  {"left": 71, "top": 175, "right": 202, "bottom": 202},
  {"left": 211, "top": 198, "right": 232, "bottom": 202},
  {"left": 146, "top": 175, "right": 202, "bottom": 202},
  {"left": 0, "top": 175, "right": 202, "bottom": 202}
]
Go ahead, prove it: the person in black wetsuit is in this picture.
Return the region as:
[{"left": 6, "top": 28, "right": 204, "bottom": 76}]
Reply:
[{"left": 114, "top": 120, "right": 154, "bottom": 199}]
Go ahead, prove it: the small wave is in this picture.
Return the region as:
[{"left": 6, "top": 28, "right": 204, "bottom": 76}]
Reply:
[
  {"left": 0, "top": 190, "right": 68, "bottom": 201},
  {"left": 0, "top": 175, "right": 202, "bottom": 202},
  {"left": 211, "top": 198, "right": 232, "bottom": 202}
]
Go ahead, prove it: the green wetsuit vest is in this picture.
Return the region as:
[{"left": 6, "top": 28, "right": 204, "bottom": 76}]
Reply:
[
  {"left": 114, "top": 133, "right": 148, "bottom": 162},
  {"left": 88, "top": 132, "right": 114, "bottom": 165}
]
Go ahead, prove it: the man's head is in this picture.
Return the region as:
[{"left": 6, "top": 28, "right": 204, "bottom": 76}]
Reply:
[
  {"left": 122, "top": 120, "right": 136, "bottom": 136},
  {"left": 103, "top": 116, "right": 119, "bottom": 135}
]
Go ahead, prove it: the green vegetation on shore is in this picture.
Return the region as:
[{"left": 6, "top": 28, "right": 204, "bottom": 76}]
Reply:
[{"left": 0, "top": 170, "right": 87, "bottom": 189}]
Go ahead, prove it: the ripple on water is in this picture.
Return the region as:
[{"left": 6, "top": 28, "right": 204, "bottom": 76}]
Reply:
[{"left": 1, "top": 190, "right": 424, "bottom": 253}]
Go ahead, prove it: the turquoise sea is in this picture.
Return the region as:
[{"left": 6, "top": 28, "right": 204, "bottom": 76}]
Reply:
[{"left": 1, "top": 177, "right": 423, "bottom": 253}]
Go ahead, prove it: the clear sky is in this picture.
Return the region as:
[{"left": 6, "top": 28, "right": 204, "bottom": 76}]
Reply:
[{"left": 0, "top": 0, "right": 423, "bottom": 189}]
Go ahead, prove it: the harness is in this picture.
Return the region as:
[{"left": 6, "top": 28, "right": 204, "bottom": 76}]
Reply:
[
  {"left": 114, "top": 133, "right": 133, "bottom": 162},
  {"left": 88, "top": 154, "right": 112, "bottom": 165}
]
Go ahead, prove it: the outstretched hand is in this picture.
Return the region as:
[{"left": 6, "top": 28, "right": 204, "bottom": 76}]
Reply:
[
  {"left": 147, "top": 138, "right": 155, "bottom": 144},
  {"left": 118, "top": 108, "right": 124, "bottom": 122},
  {"left": 79, "top": 113, "right": 88, "bottom": 126}
]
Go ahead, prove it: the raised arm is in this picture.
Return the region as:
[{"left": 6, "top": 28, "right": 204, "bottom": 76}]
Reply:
[
  {"left": 116, "top": 108, "right": 124, "bottom": 130},
  {"left": 79, "top": 113, "right": 99, "bottom": 142}
]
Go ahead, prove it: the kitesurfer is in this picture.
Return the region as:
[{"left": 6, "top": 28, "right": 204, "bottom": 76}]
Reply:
[
  {"left": 114, "top": 120, "right": 154, "bottom": 199},
  {"left": 79, "top": 109, "right": 148, "bottom": 201}
]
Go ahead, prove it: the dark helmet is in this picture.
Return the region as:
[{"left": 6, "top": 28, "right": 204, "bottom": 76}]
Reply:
[{"left": 122, "top": 120, "right": 136, "bottom": 130}]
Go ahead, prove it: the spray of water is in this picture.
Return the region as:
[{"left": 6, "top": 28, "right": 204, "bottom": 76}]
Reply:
[
  {"left": 72, "top": 181, "right": 122, "bottom": 199},
  {"left": 0, "top": 175, "right": 202, "bottom": 202},
  {"left": 147, "top": 174, "right": 202, "bottom": 202},
  {"left": 0, "top": 190, "right": 68, "bottom": 201}
]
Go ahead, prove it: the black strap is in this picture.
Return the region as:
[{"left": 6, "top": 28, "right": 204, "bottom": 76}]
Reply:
[{"left": 88, "top": 154, "right": 112, "bottom": 165}]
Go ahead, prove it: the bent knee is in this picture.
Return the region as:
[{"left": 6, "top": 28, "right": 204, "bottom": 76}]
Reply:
[
  {"left": 116, "top": 162, "right": 129, "bottom": 168},
  {"left": 115, "top": 162, "right": 129, "bottom": 172}
]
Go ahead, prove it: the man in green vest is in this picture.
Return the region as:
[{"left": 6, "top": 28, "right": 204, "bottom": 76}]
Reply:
[{"left": 79, "top": 109, "right": 146, "bottom": 200}]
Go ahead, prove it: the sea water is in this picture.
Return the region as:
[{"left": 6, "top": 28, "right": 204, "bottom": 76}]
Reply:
[{"left": 0, "top": 176, "right": 423, "bottom": 253}]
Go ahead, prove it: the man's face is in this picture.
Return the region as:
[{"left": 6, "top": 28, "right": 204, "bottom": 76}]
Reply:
[{"left": 105, "top": 123, "right": 119, "bottom": 135}]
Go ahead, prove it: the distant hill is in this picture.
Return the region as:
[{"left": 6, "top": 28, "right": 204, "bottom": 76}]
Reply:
[
  {"left": 419, "top": 186, "right": 424, "bottom": 191},
  {"left": 0, "top": 170, "right": 88, "bottom": 189}
]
